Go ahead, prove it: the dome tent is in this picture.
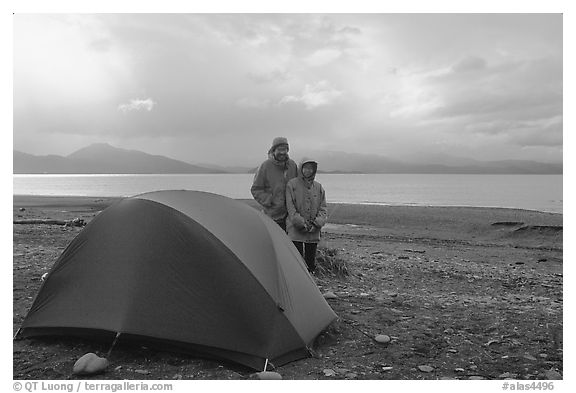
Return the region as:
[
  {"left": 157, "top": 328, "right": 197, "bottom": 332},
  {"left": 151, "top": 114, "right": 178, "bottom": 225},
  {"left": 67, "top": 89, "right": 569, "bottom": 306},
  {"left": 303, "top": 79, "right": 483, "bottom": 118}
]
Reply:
[{"left": 16, "top": 190, "right": 337, "bottom": 370}]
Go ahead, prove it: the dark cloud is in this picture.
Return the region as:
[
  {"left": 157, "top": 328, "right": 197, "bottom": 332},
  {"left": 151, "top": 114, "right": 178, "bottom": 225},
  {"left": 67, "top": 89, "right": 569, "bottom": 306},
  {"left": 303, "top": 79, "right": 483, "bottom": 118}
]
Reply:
[
  {"left": 433, "top": 89, "right": 561, "bottom": 120},
  {"left": 506, "top": 122, "right": 563, "bottom": 148},
  {"left": 427, "top": 56, "right": 562, "bottom": 125},
  {"left": 466, "top": 117, "right": 562, "bottom": 146}
]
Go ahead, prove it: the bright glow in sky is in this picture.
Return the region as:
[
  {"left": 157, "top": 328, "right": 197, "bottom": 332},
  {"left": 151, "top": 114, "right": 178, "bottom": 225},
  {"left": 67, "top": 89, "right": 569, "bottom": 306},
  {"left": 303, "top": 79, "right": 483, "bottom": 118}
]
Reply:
[{"left": 13, "top": 12, "right": 563, "bottom": 166}]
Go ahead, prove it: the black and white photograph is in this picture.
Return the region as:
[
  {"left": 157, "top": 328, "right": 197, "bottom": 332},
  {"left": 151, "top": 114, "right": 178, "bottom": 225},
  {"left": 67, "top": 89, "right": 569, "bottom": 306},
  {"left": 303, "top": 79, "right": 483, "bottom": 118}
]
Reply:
[{"left": 8, "top": 2, "right": 569, "bottom": 390}]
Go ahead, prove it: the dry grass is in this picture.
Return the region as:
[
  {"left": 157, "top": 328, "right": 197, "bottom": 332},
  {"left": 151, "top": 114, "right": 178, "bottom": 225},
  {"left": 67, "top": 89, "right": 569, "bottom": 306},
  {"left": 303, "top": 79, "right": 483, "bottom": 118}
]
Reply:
[{"left": 315, "top": 246, "right": 350, "bottom": 278}]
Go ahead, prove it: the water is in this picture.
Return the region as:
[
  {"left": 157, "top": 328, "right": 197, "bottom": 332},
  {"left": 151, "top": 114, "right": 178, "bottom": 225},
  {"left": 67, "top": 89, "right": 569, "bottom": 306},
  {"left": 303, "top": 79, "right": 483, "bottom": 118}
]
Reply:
[{"left": 13, "top": 173, "right": 563, "bottom": 213}]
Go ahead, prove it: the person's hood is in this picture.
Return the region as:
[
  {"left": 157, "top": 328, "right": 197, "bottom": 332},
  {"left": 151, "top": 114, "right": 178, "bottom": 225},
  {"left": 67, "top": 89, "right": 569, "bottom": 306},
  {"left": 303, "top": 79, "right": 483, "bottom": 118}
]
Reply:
[
  {"left": 268, "top": 137, "right": 289, "bottom": 153},
  {"left": 267, "top": 151, "right": 291, "bottom": 167},
  {"left": 267, "top": 137, "right": 290, "bottom": 166},
  {"left": 298, "top": 157, "right": 318, "bottom": 181}
]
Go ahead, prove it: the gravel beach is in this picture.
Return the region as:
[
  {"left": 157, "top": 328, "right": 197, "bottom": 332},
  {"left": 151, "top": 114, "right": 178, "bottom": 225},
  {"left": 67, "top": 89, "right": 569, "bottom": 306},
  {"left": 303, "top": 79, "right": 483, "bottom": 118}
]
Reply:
[{"left": 13, "top": 195, "right": 563, "bottom": 380}]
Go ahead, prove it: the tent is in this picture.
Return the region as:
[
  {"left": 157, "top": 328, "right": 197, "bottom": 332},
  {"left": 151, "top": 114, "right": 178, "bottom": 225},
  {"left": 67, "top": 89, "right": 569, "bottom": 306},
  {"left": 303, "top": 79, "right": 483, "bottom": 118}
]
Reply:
[{"left": 16, "top": 190, "right": 337, "bottom": 370}]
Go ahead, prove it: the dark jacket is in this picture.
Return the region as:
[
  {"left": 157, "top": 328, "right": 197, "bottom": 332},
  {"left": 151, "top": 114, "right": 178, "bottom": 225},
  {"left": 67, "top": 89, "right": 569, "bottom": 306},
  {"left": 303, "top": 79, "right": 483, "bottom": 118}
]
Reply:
[
  {"left": 251, "top": 155, "right": 298, "bottom": 221},
  {"left": 286, "top": 158, "right": 327, "bottom": 242}
]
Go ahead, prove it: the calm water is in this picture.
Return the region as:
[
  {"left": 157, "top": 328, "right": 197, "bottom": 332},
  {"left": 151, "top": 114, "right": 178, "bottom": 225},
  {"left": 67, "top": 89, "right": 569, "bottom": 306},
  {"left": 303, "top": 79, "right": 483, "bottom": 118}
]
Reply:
[{"left": 13, "top": 174, "right": 563, "bottom": 213}]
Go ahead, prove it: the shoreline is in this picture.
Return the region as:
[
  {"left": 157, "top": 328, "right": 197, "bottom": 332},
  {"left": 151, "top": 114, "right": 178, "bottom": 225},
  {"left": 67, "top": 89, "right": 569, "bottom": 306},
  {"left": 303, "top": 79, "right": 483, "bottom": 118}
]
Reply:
[
  {"left": 13, "top": 194, "right": 563, "bottom": 250},
  {"left": 13, "top": 194, "right": 563, "bottom": 216},
  {"left": 328, "top": 201, "right": 562, "bottom": 215}
]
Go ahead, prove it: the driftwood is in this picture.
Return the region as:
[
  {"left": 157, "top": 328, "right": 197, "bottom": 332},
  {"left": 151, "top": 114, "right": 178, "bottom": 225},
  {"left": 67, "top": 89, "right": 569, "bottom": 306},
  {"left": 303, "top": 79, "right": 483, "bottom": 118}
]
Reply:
[{"left": 13, "top": 218, "right": 86, "bottom": 227}]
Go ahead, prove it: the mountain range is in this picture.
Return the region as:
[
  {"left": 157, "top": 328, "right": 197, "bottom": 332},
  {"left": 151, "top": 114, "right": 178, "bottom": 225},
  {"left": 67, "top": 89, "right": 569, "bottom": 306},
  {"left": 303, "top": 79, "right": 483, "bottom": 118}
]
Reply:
[
  {"left": 13, "top": 143, "right": 562, "bottom": 175},
  {"left": 13, "top": 144, "right": 226, "bottom": 174}
]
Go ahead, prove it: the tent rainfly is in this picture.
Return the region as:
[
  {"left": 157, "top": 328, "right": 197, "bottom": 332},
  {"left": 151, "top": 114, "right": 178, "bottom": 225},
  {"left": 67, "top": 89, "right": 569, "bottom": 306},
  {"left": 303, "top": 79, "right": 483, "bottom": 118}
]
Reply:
[{"left": 15, "top": 190, "right": 337, "bottom": 370}]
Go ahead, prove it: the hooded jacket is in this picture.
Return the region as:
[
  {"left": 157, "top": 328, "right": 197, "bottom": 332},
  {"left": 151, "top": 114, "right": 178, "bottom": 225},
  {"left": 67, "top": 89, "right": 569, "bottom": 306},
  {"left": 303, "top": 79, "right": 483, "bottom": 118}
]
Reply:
[
  {"left": 286, "top": 158, "right": 328, "bottom": 243},
  {"left": 251, "top": 151, "right": 298, "bottom": 221}
]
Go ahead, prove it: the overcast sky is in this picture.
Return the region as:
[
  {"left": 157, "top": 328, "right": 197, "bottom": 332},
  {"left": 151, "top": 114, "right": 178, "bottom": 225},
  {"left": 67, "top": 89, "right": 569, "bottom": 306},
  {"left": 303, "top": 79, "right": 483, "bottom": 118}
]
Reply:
[{"left": 13, "top": 13, "right": 563, "bottom": 166}]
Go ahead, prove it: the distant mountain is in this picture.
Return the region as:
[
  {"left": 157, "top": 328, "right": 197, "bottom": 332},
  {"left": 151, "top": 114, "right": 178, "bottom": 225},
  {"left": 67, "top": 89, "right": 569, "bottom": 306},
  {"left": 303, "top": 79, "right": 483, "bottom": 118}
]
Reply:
[
  {"left": 293, "top": 151, "right": 562, "bottom": 174},
  {"left": 14, "top": 144, "right": 563, "bottom": 174},
  {"left": 14, "top": 151, "right": 73, "bottom": 174},
  {"left": 14, "top": 143, "right": 225, "bottom": 174}
]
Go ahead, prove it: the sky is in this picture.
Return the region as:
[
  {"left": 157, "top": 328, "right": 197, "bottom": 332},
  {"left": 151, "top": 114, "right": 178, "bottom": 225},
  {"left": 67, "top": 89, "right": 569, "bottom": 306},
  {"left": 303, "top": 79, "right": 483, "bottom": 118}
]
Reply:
[{"left": 12, "top": 12, "right": 564, "bottom": 166}]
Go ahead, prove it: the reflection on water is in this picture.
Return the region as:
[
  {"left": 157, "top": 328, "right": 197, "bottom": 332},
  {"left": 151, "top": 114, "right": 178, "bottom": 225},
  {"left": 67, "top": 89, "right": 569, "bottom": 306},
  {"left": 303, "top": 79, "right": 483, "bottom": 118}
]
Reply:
[{"left": 13, "top": 173, "right": 562, "bottom": 213}]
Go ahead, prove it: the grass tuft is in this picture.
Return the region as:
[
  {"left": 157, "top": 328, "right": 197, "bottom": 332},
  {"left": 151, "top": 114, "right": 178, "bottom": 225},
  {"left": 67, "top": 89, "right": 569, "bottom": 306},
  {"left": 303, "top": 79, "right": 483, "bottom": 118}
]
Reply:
[{"left": 315, "top": 246, "right": 350, "bottom": 278}]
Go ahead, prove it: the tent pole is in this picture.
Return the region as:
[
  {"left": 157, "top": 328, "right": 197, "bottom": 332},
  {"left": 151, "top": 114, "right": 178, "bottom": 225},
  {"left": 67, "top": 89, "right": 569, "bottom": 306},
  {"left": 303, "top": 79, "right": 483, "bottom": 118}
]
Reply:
[
  {"left": 263, "top": 358, "right": 269, "bottom": 372},
  {"left": 106, "top": 332, "right": 121, "bottom": 358}
]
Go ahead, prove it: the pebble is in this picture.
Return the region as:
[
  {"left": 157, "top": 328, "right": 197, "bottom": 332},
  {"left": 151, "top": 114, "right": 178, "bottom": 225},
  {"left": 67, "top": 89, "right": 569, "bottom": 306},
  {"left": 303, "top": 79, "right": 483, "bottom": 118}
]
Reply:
[
  {"left": 418, "top": 365, "right": 434, "bottom": 373},
  {"left": 544, "top": 369, "right": 562, "bottom": 380},
  {"left": 345, "top": 373, "right": 358, "bottom": 379},
  {"left": 381, "top": 367, "right": 393, "bottom": 371},
  {"left": 523, "top": 354, "right": 537, "bottom": 361},
  {"left": 323, "top": 369, "right": 336, "bottom": 377},
  {"left": 468, "top": 376, "right": 485, "bottom": 380},
  {"left": 375, "top": 334, "right": 391, "bottom": 344},
  {"left": 134, "top": 369, "right": 150, "bottom": 375},
  {"left": 72, "top": 353, "right": 109, "bottom": 375},
  {"left": 499, "top": 372, "right": 518, "bottom": 379},
  {"left": 454, "top": 368, "right": 465, "bottom": 372},
  {"left": 323, "top": 291, "right": 338, "bottom": 299}
]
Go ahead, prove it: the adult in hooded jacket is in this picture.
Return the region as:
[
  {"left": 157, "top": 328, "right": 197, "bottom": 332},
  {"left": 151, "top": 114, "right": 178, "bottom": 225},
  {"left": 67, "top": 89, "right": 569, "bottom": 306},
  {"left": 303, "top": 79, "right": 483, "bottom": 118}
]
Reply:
[
  {"left": 286, "top": 158, "right": 328, "bottom": 273},
  {"left": 251, "top": 137, "right": 298, "bottom": 231}
]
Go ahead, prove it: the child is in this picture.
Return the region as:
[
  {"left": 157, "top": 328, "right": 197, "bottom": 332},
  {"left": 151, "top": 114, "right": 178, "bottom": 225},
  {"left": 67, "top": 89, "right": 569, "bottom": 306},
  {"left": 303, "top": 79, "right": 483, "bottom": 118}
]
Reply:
[{"left": 286, "top": 158, "right": 327, "bottom": 273}]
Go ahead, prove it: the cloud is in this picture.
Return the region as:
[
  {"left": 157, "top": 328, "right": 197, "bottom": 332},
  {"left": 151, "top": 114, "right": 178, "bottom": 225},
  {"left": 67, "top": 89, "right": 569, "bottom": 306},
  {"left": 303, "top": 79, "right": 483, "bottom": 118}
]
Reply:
[
  {"left": 337, "top": 25, "right": 362, "bottom": 36},
  {"left": 247, "top": 69, "right": 292, "bottom": 84},
  {"left": 13, "top": 14, "right": 562, "bottom": 165},
  {"left": 279, "top": 81, "right": 343, "bottom": 110},
  {"left": 420, "top": 56, "right": 562, "bottom": 124},
  {"left": 118, "top": 98, "right": 156, "bottom": 113},
  {"left": 466, "top": 116, "right": 563, "bottom": 147},
  {"left": 305, "top": 48, "right": 342, "bottom": 67},
  {"left": 451, "top": 55, "right": 487, "bottom": 73},
  {"left": 88, "top": 38, "right": 112, "bottom": 52}
]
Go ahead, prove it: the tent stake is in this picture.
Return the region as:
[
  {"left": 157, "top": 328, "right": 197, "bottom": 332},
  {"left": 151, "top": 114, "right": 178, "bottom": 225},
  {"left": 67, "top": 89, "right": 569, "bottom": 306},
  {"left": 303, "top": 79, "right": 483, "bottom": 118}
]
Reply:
[
  {"left": 263, "top": 358, "right": 269, "bottom": 371},
  {"left": 106, "top": 332, "right": 121, "bottom": 358}
]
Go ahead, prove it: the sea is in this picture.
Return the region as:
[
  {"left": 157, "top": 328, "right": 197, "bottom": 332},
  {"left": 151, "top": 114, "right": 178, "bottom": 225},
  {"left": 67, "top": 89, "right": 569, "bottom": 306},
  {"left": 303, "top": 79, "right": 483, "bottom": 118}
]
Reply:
[{"left": 13, "top": 173, "right": 563, "bottom": 214}]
